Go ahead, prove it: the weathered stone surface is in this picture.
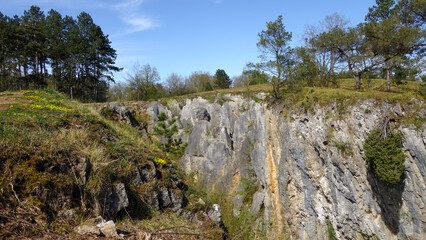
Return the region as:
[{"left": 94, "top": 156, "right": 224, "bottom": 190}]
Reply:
[
  {"left": 130, "top": 95, "right": 425, "bottom": 240},
  {"left": 107, "top": 102, "right": 140, "bottom": 127},
  {"left": 139, "top": 161, "right": 157, "bottom": 183},
  {"left": 158, "top": 186, "right": 172, "bottom": 209},
  {"left": 75, "top": 217, "right": 119, "bottom": 238},
  {"left": 170, "top": 189, "right": 185, "bottom": 210},
  {"left": 207, "top": 204, "right": 223, "bottom": 227},
  {"left": 250, "top": 190, "right": 264, "bottom": 214},
  {"left": 75, "top": 224, "right": 101, "bottom": 236},
  {"left": 100, "top": 183, "right": 129, "bottom": 219},
  {"left": 97, "top": 220, "right": 119, "bottom": 238},
  {"left": 233, "top": 194, "right": 243, "bottom": 216}
]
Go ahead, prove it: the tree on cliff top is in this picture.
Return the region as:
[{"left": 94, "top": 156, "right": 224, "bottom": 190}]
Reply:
[{"left": 256, "top": 15, "right": 293, "bottom": 99}]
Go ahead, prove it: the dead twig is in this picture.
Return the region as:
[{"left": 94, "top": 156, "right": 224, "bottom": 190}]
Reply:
[
  {"left": 151, "top": 225, "right": 212, "bottom": 239},
  {"left": 154, "top": 225, "right": 193, "bottom": 233},
  {"left": 0, "top": 214, "right": 72, "bottom": 240}
]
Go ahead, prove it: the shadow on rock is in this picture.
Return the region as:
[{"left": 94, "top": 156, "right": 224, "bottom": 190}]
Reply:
[
  {"left": 121, "top": 187, "right": 153, "bottom": 220},
  {"left": 367, "top": 166, "right": 405, "bottom": 235}
]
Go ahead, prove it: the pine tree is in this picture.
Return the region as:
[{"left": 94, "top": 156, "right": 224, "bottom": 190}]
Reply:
[{"left": 214, "top": 69, "right": 232, "bottom": 89}]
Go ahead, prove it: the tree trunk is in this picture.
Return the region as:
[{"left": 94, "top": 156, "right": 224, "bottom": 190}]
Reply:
[
  {"left": 352, "top": 71, "right": 362, "bottom": 89},
  {"left": 385, "top": 62, "right": 391, "bottom": 91}
]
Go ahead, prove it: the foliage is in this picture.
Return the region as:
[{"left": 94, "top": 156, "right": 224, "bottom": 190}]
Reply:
[
  {"left": 165, "top": 73, "right": 188, "bottom": 96},
  {"left": 239, "top": 177, "right": 259, "bottom": 204},
  {"left": 256, "top": 15, "right": 293, "bottom": 99},
  {"left": 214, "top": 69, "right": 232, "bottom": 89},
  {"left": 303, "top": 13, "right": 350, "bottom": 87},
  {"left": 326, "top": 217, "right": 337, "bottom": 240},
  {"left": 364, "top": 0, "right": 425, "bottom": 91},
  {"left": 364, "top": 127, "right": 405, "bottom": 185},
  {"left": 332, "top": 139, "right": 353, "bottom": 157},
  {"left": 153, "top": 112, "right": 187, "bottom": 154},
  {"left": 126, "top": 63, "right": 163, "bottom": 101},
  {"left": 186, "top": 71, "right": 214, "bottom": 93},
  {"left": 0, "top": 6, "right": 121, "bottom": 102}
]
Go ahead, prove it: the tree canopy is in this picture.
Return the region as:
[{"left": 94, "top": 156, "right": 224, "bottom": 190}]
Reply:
[
  {"left": 214, "top": 69, "right": 232, "bottom": 89},
  {"left": 256, "top": 15, "right": 293, "bottom": 98},
  {"left": 0, "top": 5, "right": 121, "bottom": 102}
]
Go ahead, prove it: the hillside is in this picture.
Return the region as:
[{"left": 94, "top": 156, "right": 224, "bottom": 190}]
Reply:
[{"left": 0, "top": 90, "right": 224, "bottom": 239}]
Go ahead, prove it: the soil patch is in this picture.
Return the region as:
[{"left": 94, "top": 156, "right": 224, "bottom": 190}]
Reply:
[{"left": 0, "top": 92, "right": 28, "bottom": 112}]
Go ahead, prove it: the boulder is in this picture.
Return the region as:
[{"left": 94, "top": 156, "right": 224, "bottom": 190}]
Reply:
[
  {"left": 207, "top": 204, "right": 223, "bottom": 227},
  {"left": 75, "top": 224, "right": 101, "bottom": 236},
  {"left": 100, "top": 183, "right": 129, "bottom": 219},
  {"left": 158, "top": 186, "right": 172, "bottom": 208},
  {"left": 250, "top": 190, "right": 264, "bottom": 214},
  {"left": 97, "top": 220, "right": 119, "bottom": 238}
]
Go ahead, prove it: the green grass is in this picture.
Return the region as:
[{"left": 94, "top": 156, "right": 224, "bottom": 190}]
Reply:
[{"left": 0, "top": 89, "right": 224, "bottom": 238}]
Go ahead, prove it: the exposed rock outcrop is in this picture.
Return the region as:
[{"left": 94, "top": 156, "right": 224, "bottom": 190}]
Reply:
[{"left": 136, "top": 95, "right": 425, "bottom": 240}]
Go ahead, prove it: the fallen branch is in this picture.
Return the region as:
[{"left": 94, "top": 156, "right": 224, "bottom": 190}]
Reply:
[
  {"left": 152, "top": 231, "right": 212, "bottom": 239},
  {"left": 154, "top": 225, "right": 193, "bottom": 233},
  {"left": 0, "top": 214, "right": 72, "bottom": 240},
  {"left": 152, "top": 225, "right": 212, "bottom": 239}
]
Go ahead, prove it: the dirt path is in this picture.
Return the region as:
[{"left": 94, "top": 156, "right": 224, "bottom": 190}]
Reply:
[{"left": 0, "top": 92, "right": 27, "bottom": 112}]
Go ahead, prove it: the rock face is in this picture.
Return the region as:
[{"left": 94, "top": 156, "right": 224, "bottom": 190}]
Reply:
[
  {"left": 99, "top": 183, "right": 129, "bottom": 219},
  {"left": 123, "top": 95, "right": 425, "bottom": 239}
]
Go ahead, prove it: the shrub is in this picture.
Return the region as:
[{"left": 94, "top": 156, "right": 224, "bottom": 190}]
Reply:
[
  {"left": 153, "top": 112, "right": 187, "bottom": 154},
  {"left": 363, "top": 128, "right": 405, "bottom": 185}
]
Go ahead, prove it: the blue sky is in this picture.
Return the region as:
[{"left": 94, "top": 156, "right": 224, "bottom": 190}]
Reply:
[{"left": 2, "top": 0, "right": 375, "bottom": 84}]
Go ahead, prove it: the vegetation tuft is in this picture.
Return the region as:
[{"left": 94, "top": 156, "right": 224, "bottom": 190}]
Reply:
[{"left": 363, "top": 118, "right": 406, "bottom": 185}]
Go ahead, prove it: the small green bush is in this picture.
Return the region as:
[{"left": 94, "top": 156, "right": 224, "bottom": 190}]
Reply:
[
  {"left": 363, "top": 128, "right": 405, "bottom": 185},
  {"left": 153, "top": 112, "right": 187, "bottom": 154}
]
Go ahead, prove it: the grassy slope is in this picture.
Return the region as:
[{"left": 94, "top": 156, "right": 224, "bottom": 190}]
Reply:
[{"left": 0, "top": 89, "right": 221, "bottom": 239}]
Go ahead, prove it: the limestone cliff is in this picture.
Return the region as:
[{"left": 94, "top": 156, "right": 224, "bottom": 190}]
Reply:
[{"left": 137, "top": 94, "right": 424, "bottom": 239}]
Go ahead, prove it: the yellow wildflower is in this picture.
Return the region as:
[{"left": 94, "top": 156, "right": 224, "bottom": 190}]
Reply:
[{"left": 154, "top": 158, "right": 167, "bottom": 165}]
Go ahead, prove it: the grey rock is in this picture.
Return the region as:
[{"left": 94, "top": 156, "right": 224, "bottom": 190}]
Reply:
[
  {"left": 207, "top": 204, "right": 223, "bottom": 227},
  {"left": 158, "top": 186, "right": 172, "bottom": 208},
  {"left": 195, "top": 108, "right": 211, "bottom": 122},
  {"left": 131, "top": 168, "right": 143, "bottom": 186},
  {"left": 250, "top": 190, "right": 264, "bottom": 214},
  {"left": 107, "top": 102, "right": 140, "bottom": 127},
  {"left": 75, "top": 224, "right": 101, "bottom": 236},
  {"left": 139, "top": 161, "right": 157, "bottom": 183},
  {"left": 233, "top": 194, "right": 243, "bottom": 216},
  {"left": 170, "top": 189, "right": 185, "bottom": 210},
  {"left": 150, "top": 191, "right": 160, "bottom": 209},
  {"left": 97, "top": 220, "right": 119, "bottom": 238},
  {"left": 115, "top": 97, "right": 425, "bottom": 240},
  {"left": 100, "top": 183, "right": 129, "bottom": 219}
]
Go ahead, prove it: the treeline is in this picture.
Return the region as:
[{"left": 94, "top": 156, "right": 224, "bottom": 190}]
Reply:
[
  {"left": 253, "top": 0, "right": 425, "bottom": 98},
  {"left": 110, "top": 0, "right": 424, "bottom": 102},
  {"left": 108, "top": 64, "right": 258, "bottom": 101},
  {"left": 0, "top": 6, "right": 120, "bottom": 102}
]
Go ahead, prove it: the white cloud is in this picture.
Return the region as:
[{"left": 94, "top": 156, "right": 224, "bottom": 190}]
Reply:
[
  {"left": 114, "top": 0, "right": 145, "bottom": 10},
  {"left": 113, "top": 0, "right": 159, "bottom": 33},
  {"left": 124, "top": 15, "right": 159, "bottom": 33}
]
